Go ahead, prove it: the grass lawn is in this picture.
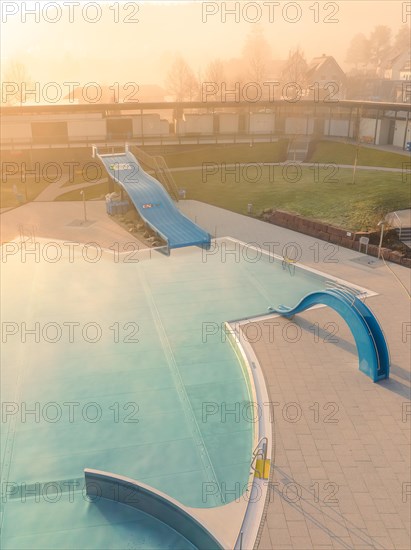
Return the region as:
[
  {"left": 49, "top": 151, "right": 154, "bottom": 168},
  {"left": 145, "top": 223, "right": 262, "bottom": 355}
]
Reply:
[
  {"left": 173, "top": 166, "right": 410, "bottom": 232},
  {"left": 56, "top": 166, "right": 409, "bottom": 232},
  {"left": 54, "top": 139, "right": 410, "bottom": 232},
  {"left": 309, "top": 141, "right": 409, "bottom": 169},
  {"left": 158, "top": 141, "right": 289, "bottom": 168},
  {"left": 0, "top": 177, "right": 51, "bottom": 209},
  {"left": 155, "top": 140, "right": 407, "bottom": 169}
]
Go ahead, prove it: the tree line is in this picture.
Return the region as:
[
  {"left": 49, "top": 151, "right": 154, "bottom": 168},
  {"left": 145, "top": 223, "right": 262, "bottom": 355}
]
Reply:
[{"left": 166, "top": 23, "right": 410, "bottom": 101}]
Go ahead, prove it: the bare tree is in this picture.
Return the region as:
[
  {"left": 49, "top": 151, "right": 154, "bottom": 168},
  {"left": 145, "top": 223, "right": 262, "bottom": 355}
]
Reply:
[
  {"left": 369, "top": 25, "right": 392, "bottom": 65},
  {"left": 185, "top": 69, "right": 200, "bottom": 102},
  {"left": 166, "top": 56, "right": 198, "bottom": 101},
  {"left": 281, "top": 47, "right": 308, "bottom": 88},
  {"left": 242, "top": 26, "right": 272, "bottom": 83},
  {"left": 345, "top": 34, "right": 371, "bottom": 71},
  {"left": 203, "top": 58, "right": 226, "bottom": 100},
  {"left": 394, "top": 25, "right": 411, "bottom": 52},
  {"left": 2, "top": 59, "right": 32, "bottom": 105},
  {"left": 205, "top": 59, "right": 226, "bottom": 85}
]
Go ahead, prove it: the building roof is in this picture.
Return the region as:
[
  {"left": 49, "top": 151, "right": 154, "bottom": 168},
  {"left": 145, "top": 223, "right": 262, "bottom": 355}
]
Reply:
[
  {"left": 306, "top": 55, "right": 345, "bottom": 79},
  {"left": 2, "top": 99, "right": 410, "bottom": 118},
  {"left": 381, "top": 49, "right": 411, "bottom": 70}
]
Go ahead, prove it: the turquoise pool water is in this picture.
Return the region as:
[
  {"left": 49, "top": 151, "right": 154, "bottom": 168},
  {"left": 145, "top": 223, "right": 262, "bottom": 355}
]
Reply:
[{"left": 1, "top": 239, "right": 328, "bottom": 549}]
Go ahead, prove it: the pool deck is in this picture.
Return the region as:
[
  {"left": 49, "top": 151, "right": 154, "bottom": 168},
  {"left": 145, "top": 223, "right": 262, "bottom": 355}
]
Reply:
[
  {"left": 0, "top": 201, "right": 147, "bottom": 250},
  {"left": 1, "top": 200, "right": 410, "bottom": 550},
  {"left": 179, "top": 201, "right": 411, "bottom": 550}
]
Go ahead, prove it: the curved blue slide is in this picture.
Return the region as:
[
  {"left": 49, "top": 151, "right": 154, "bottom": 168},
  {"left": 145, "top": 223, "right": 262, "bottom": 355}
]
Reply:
[
  {"left": 95, "top": 147, "right": 211, "bottom": 249},
  {"left": 269, "top": 289, "right": 390, "bottom": 382}
]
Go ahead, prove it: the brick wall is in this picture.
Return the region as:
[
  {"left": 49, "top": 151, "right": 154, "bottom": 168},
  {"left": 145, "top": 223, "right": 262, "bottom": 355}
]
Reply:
[{"left": 262, "top": 210, "right": 410, "bottom": 268}]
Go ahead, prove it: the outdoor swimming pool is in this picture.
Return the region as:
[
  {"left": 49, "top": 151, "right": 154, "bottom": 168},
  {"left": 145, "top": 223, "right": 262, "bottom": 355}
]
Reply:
[{"left": 1, "top": 238, "right": 333, "bottom": 549}]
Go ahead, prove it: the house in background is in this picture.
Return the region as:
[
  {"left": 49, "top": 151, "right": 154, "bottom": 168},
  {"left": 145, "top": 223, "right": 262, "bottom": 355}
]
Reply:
[
  {"left": 347, "top": 48, "right": 411, "bottom": 102},
  {"left": 304, "top": 54, "right": 347, "bottom": 99},
  {"left": 382, "top": 49, "right": 411, "bottom": 80},
  {"left": 380, "top": 48, "right": 411, "bottom": 102},
  {"left": 400, "top": 58, "right": 411, "bottom": 81}
]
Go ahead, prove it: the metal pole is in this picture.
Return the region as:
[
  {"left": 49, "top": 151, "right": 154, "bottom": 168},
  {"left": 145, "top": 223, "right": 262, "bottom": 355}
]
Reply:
[
  {"left": 352, "top": 106, "right": 362, "bottom": 184},
  {"left": 80, "top": 190, "right": 87, "bottom": 222},
  {"left": 403, "top": 109, "right": 410, "bottom": 151},
  {"left": 373, "top": 109, "right": 379, "bottom": 145},
  {"left": 378, "top": 222, "right": 385, "bottom": 259}
]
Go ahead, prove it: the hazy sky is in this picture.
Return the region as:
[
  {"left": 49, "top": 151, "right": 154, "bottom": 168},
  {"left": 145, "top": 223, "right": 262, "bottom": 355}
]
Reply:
[{"left": 1, "top": 1, "right": 409, "bottom": 87}]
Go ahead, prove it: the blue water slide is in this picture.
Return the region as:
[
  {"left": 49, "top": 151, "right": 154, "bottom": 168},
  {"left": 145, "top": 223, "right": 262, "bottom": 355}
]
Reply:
[
  {"left": 269, "top": 289, "right": 390, "bottom": 382},
  {"left": 96, "top": 149, "right": 211, "bottom": 249}
]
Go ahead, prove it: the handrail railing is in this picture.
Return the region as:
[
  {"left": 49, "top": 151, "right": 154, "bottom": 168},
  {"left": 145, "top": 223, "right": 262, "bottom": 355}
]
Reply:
[
  {"left": 392, "top": 211, "right": 403, "bottom": 239},
  {"left": 0, "top": 132, "right": 282, "bottom": 150},
  {"left": 282, "top": 254, "right": 297, "bottom": 276},
  {"left": 132, "top": 144, "right": 156, "bottom": 168},
  {"left": 132, "top": 145, "right": 179, "bottom": 202},
  {"left": 250, "top": 436, "right": 268, "bottom": 474},
  {"left": 153, "top": 155, "right": 180, "bottom": 202}
]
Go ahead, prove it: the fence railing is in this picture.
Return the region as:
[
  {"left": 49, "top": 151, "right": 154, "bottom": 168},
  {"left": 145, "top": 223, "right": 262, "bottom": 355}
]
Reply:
[
  {"left": 0, "top": 132, "right": 283, "bottom": 150},
  {"left": 132, "top": 145, "right": 179, "bottom": 202},
  {"left": 391, "top": 212, "right": 403, "bottom": 239}
]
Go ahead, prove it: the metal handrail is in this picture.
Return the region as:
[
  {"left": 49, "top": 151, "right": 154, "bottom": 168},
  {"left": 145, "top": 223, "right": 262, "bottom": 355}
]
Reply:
[
  {"left": 282, "top": 258, "right": 296, "bottom": 276},
  {"left": 133, "top": 144, "right": 156, "bottom": 168},
  {"left": 0, "top": 132, "right": 281, "bottom": 149},
  {"left": 131, "top": 145, "right": 179, "bottom": 202},
  {"left": 153, "top": 155, "right": 180, "bottom": 202},
  {"left": 392, "top": 211, "right": 403, "bottom": 239},
  {"left": 250, "top": 436, "right": 268, "bottom": 474}
]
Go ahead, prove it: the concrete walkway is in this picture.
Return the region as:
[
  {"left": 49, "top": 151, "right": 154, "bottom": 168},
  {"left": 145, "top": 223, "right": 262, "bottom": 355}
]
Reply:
[
  {"left": 0, "top": 201, "right": 146, "bottom": 250},
  {"left": 170, "top": 162, "right": 407, "bottom": 174},
  {"left": 34, "top": 176, "right": 107, "bottom": 202}
]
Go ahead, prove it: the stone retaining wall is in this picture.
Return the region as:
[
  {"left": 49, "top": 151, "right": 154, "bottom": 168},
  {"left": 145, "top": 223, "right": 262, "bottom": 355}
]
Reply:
[{"left": 262, "top": 210, "right": 410, "bottom": 268}]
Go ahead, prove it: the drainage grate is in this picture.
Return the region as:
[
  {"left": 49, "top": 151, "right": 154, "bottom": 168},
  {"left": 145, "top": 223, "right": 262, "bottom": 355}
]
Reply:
[{"left": 349, "top": 256, "right": 384, "bottom": 268}]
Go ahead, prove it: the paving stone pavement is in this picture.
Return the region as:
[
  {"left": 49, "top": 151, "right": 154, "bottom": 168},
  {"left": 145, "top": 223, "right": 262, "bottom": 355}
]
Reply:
[{"left": 250, "top": 305, "right": 410, "bottom": 550}]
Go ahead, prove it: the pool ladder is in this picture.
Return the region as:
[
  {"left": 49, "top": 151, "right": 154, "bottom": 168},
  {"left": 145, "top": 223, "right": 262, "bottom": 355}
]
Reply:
[
  {"left": 250, "top": 436, "right": 270, "bottom": 480},
  {"left": 282, "top": 257, "right": 296, "bottom": 276}
]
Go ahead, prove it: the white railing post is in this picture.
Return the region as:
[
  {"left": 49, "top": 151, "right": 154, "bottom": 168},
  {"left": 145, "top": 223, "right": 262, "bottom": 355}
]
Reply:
[{"left": 393, "top": 212, "right": 402, "bottom": 239}]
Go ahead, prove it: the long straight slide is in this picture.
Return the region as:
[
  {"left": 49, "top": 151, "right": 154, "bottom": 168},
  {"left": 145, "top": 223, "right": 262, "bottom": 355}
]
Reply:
[{"left": 95, "top": 146, "right": 211, "bottom": 249}]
